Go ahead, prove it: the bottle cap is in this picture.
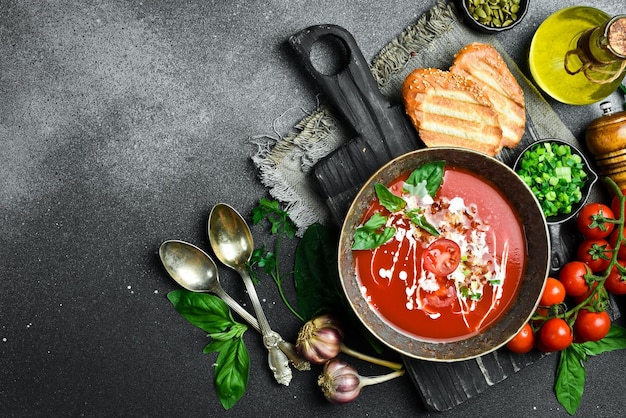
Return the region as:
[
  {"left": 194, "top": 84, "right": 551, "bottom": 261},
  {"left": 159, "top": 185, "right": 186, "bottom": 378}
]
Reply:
[{"left": 606, "top": 16, "right": 626, "bottom": 58}]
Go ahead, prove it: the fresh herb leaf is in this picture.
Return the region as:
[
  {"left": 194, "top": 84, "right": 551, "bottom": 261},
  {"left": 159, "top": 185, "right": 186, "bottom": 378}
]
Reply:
[
  {"left": 375, "top": 184, "right": 406, "bottom": 212},
  {"left": 249, "top": 246, "right": 274, "bottom": 285},
  {"left": 293, "top": 223, "right": 386, "bottom": 354},
  {"left": 405, "top": 208, "right": 440, "bottom": 236},
  {"left": 554, "top": 325, "right": 626, "bottom": 415},
  {"left": 555, "top": 344, "right": 587, "bottom": 415},
  {"left": 403, "top": 160, "right": 445, "bottom": 198},
  {"left": 168, "top": 289, "right": 238, "bottom": 334},
  {"left": 352, "top": 212, "right": 395, "bottom": 250},
  {"left": 294, "top": 223, "right": 348, "bottom": 320},
  {"left": 204, "top": 335, "right": 250, "bottom": 410},
  {"left": 251, "top": 197, "right": 296, "bottom": 238},
  {"left": 168, "top": 290, "right": 249, "bottom": 410},
  {"left": 250, "top": 198, "right": 302, "bottom": 321}
]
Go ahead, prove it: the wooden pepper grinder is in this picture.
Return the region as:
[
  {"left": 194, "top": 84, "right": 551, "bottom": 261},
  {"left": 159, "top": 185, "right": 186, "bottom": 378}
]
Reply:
[{"left": 585, "top": 101, "right": 626, "bottom": 190}]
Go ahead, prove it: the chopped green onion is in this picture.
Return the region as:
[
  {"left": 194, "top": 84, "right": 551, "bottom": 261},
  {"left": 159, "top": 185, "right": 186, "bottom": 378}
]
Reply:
[{"left": 516, "top": 142, "right": 588, "bottom": 218}]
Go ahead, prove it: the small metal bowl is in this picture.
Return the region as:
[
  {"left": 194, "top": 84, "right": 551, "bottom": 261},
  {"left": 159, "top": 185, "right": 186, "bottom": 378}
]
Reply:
[
  {"left": 454, "top": 0, "right": 528, "bottom": 33},
  {"left": 513, "top": 138, "right": 598, "bottom": 275},
  {"left": 338, "top": 147, "right": 549, "bottom": 361}
]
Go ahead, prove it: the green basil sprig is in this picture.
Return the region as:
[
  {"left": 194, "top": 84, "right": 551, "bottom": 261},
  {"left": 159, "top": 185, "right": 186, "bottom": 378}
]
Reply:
[
  {"left": 352, "top": 212, "right": 396, "bottom": 250},
  {"left": 168, "top": 289, "right": 250, "bottom": 410},
  {"left": 406, "top": 208, "right": 440, "bottom": 237},
  {"left": 556, "top": 325, "right": 626, "bottom": 414},
  {"left": 403, "top": 160, "right": 445, "bottom": 197},
  {"left": 352, "top": 161, "right": 445, "bottom": 250},
  {"left": 374, "top": 184, "right": 406, "bottom": 212}
]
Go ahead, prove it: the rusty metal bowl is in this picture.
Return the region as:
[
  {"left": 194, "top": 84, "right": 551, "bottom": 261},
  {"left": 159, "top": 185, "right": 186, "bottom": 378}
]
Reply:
[{"left": 338, "top": 147, "right": 550, "bottom": 361}]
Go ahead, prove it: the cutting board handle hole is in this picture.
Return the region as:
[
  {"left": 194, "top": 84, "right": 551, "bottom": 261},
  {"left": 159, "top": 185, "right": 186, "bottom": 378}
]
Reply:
[{"left": 308, "top": 34, "right": 350, "bottom": 76}]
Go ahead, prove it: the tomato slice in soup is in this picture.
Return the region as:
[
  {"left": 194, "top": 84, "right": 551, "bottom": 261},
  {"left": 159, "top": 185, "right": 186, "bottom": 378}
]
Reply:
[
  {"left": 422, "top": 277, "right": 457, "bottom": 309},
  {"left": 423, "top": 239, "right": 461, "bottom": 276}
]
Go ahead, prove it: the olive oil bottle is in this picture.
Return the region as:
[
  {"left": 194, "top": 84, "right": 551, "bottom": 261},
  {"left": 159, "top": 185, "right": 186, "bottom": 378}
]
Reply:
[{"left": 529, "top": 7, "right": 626, "bottom": 105}]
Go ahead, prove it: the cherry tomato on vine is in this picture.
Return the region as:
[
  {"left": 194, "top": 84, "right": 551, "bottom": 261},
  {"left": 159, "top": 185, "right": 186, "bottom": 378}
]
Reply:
[
  {"left": 422, "top": 239, "right": 461, "bottom": 276},
  {"left": 506, "top": 323, "right": 534, "bottom": 354},
  {"left": 537, "top": 318, "right": 573, "bottom": 352},
  {"left": 576, "top": 239, "right": 613, "bottom": 273},
  {"left": 559, "top": 261, "right": 590, "bottom": 298},
  {"left": 605, "top": 260, "right": 626, "bottom": 295},
  {"left": 573, "top": 309, "right": 611, "bottom": 342},
  {"left": 610, "top": 189, "right": 626, "bottom": 219},
  {"left": 573, "top": 282, "right": 607, "bottom": 308},
  {"left": 539, "top": 277, "right": 566, "bottom": 306},
  {"left": 576, "top": 203, "right": 615, "bottom": 239}
]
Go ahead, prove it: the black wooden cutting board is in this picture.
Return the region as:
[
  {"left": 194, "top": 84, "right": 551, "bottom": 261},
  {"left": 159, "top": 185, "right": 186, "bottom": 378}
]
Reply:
[{"left": 288, "top": 23, "right": 622, "bottom": 411}]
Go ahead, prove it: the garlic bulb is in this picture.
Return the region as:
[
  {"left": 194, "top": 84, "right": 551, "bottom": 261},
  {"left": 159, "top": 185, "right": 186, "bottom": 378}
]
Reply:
[
  {"left": 296, "top": 314, "right": 344, "bottom": 364},
  {"left": 318, "top": 358, "right": 405, "bottom": 404}
]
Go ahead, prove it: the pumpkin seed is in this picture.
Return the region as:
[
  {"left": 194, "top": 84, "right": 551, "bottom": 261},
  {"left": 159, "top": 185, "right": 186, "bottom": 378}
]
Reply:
[{"left": 466, "top": 0, "right": 521, "bottom": 28}]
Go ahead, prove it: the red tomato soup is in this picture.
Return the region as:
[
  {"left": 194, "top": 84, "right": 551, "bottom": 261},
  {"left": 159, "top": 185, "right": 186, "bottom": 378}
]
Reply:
[{"left": 353, "top": 165, "right": 526, "bottom": 342}]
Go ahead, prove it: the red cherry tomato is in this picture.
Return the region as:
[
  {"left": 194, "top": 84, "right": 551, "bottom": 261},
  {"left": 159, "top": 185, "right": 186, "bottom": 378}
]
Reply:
[
  {"left": 538, "top": 318, "right": 573, "bottom": 352},
  {"left": 576, "top": 239, "right": 613, "bottom": 273},
  {"left": 573, "top": 309, "right": 611, "bottom": 342},
  {"left": 610, "top": 190, "right": 626, "bottom": 219},
  {"left": 539, "top": 277, "right": 566, "bottom": 306},
  {"left": 576, "top": 203, "right": 615, "bottom": 239},
  {"left": 605, "top": 260, "right": 626, "bottom": 295},
  {"left": 506, "top": 323, "right": 534, "bottom": 354},
  {"left": 559, "top": 261, "right": 590, "bottom": 298},
  {"left": 422, "top": 239, "right": 461, "bottom": 276},
  {"left": 573, "top": 281, "right": 607, "bottom": 307}
]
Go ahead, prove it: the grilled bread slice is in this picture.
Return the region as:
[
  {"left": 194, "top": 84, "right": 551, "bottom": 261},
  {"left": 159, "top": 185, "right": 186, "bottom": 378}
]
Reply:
[
  {"left": 402, "top": 67, "right": 503, "bottom": 156},
  {"left": 450, "top": 43, "right": 526, "bottom": 149}
]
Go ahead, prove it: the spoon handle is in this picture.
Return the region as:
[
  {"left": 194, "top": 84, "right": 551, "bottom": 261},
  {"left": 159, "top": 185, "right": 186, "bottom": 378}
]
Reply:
[
  {"left": 237, "top": 267, "right": 274, "bottom": 337},
  {"left": 213, "top": 287, "right": 261, "bottom": 333},
  {"left": 214, "top": 287, "right": 310, "bottom": 371},
  {"left": 237, "top": 266, "right": 293, "bottom": 385}
]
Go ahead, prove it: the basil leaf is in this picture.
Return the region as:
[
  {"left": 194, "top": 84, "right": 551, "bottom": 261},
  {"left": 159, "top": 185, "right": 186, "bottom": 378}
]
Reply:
[
  {"left": 362, "top": 211, "right": 387, "bottom": 229},
  {"left": 352, "top": 212, "right": 395, "bottom": 250},
  {"left": 580, "top": 324, "right": 626, "bottom": 355},
  {"left": 375, "top": 183, "right": 406, "bottom": 212},
  {"left": 406, "top": 209, "right": 440, "bottom": 236},
  {"left": 404, "top": 160, "right": 445, "bottom": 197},
  {"left": 209, "top": 323, "right": 248, "bottom": 341},
  {"left": 168, "top": 290, "right": 250, "bottom": 410},
  {"left": 294, "top": 223, "right": 348, "bottom": 320},
  {"left": 205, "top": 337, "right": 250, "bottom": 410},
  {"left": 555, "top": 344, "right": 587, "bottom": 415},
  {"left": 167, "top": 290, "right": 235, "bottom": 334}
]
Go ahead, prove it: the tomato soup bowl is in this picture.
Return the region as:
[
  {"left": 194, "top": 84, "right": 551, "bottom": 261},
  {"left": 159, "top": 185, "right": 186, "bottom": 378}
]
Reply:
[{"left": 338, "top": 147, "right": 550, "bottom": 361}]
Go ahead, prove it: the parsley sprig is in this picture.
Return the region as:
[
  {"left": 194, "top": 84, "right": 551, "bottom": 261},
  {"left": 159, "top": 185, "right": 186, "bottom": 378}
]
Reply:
[{"left": 249, "top": 198, "right": 303, "bottom": 322}]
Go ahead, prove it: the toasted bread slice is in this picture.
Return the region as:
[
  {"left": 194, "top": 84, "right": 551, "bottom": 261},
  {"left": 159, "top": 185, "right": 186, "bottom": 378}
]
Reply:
[
  {"left": 402, "top": 68, "right": 503, "bottom": 156},
  {"left": 450, "top": 43, "right": 525, "bottom": 149}
]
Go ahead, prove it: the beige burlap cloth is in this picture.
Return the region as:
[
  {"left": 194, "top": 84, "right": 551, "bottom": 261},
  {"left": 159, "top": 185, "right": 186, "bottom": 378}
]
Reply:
[{"left": 252, "top": 0, "right": 576, "bottom": 236}]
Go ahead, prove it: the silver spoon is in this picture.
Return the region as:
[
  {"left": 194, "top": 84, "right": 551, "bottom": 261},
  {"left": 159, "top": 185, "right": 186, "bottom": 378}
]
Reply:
[
  {"left": 158, "top": 239, "right": 308, "bottom": 373},
  {"left": 208, "top": 203, "right": 292, "bottom": 385}
]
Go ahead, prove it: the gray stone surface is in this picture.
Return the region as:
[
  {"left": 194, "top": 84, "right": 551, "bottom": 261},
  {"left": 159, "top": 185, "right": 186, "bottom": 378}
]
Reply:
[{"left": 1, "top": 1, "right": 625, "bottom": 416}]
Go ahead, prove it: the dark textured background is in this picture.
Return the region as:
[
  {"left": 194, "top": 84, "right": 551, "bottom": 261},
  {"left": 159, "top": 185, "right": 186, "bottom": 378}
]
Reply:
[{"left": 1, "top": 1, "right": 625, "bottom": 416}]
